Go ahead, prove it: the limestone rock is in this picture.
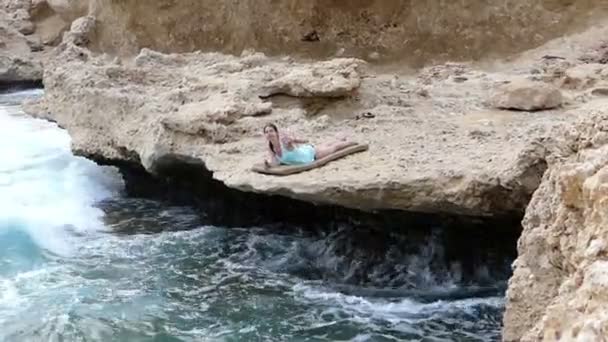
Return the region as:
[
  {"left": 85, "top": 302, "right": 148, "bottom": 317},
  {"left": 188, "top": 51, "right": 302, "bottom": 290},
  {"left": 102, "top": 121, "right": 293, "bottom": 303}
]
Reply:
[
  {"left": 58, "top": 0, "right": 608, "bottom": 66},
  {"left": 2, "top": 0, "right": 31, "bottom": 12},
  {"left": 491, "top": 79, "right": 563, "bottom": 111},
  {"left": 503, "top": 109, "right": 608, "bottom": 341},
  {"left": 3, "top": 0, "right": 601, "bottom": 64},
  {"left": 161, "top": 94, "right": 272, "bottom": 143},
  {"left": 45, "top": 0, "right": 88, "bottom": 22},
  {"left": 16, "top": 19, "right": 34, "bottom": 35},
  {"left": 561, "top": 63, "right": 604, "bottom": 90},
  {"left": 0, "top": 54, "right": 42, "bottom": 83},
  {"left": 0, "top": 20, "right": 30, "bottom": 55},
  {"left": 1, "top": 1, "right": 35, "bottom": 37},
  {"left": 261, "top": 59, "right": 362, "bottom": 98},
  {"left": 30, "top": 0, "right": 73, "bottom": 46},
  {"left": 0, "top": 0, "right": 45, "bottom": 83},
  {"left": 7, "top": 8, "right": 35, "bottom": 35},
  {"left": 29, "top": 43, "right": 591, "bottom": 217},
  {"left": 61, "top": 15, "right": 95, "bottom": 46},
  {"left": 0, "top": 0, "right": 83, "bottom": 48}
]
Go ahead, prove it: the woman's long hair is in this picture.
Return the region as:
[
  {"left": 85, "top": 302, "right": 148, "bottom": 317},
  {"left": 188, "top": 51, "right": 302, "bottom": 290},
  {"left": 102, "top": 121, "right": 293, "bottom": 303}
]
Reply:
[{"left": 264, "top": 123, "right": 279, "bottom": 155}]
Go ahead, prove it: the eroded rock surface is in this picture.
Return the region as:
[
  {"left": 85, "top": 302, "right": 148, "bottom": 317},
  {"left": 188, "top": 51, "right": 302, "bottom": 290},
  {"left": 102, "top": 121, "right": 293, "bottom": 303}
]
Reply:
[
  {"left": 6, "top": 0, "right": 608, "bottom": 66},
  {"left": 0, "top": 0, "right": 47, "bottom": 84},
  {"left": 84, "top": 0, "right": 608, "bottom": 66},
  {"left": 29, "top": 24, "right": 608, "bottom": 217},
  {"left": 503, "top": 107, "right": 608, "bottom": 341},
  {"left": 0, "top": 54, "right": 42, "bottom": 83},
  {"left": 9, "top": 1, "right": 608, "bottom": 341}
]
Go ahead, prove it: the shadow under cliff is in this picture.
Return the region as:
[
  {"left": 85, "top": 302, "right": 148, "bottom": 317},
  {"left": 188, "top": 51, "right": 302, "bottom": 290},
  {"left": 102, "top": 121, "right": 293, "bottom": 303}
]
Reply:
[
  {"left": 94, "top": 155, "right": 523, "bottom": 287},
  {"left": 0, "top": 81, "right": 44, "bottom": 93}
]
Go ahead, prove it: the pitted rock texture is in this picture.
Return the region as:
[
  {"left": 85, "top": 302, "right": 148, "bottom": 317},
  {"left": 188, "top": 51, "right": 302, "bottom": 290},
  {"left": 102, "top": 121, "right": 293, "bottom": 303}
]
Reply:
[
  {"left": 503, "top": 107, "right": 608, "bottom": 341},
  {"left": 32, "top": 0, "right": 608, "bottom": 66},
  {"left": 0, "top": 54, "right": 42, "bottom": 83},
  {"left": 0, "top": 0, "right": 47, "bottom": 84},
  {"left": 27, "top": 32, "right": 608, "bottom": 217}
]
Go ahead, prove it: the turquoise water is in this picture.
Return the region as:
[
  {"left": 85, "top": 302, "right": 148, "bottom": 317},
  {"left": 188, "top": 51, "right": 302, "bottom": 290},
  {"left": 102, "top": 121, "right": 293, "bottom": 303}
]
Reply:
[{"left": 0, "top": 90, "right": 507, "bottom": 341}]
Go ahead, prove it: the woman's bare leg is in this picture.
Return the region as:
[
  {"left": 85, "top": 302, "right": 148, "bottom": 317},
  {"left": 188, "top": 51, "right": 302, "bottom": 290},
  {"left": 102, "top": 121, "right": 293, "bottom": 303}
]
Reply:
[{"left": 314, "top": 141, "right": 357, "bottom": 159}]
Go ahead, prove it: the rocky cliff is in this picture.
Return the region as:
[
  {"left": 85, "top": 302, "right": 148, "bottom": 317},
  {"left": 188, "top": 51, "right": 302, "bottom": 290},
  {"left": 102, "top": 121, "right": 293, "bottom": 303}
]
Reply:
[
  {"left": 0, "top": 0, "right": 42, "bottom": 85},
  {"left": 4, "top": 0, "right": 608, "bottom": 82},
  {"left": 503, "top": 108, "right": 608, "bottom": 341},
  {"left": 7, "top": 1, "right": 608, "bottom": 340},
  {"left": 26, "top": 36, "right": 574, "bottom": 217},
  {"left": 6, "top": 0, "right": 608, "bottom": 67},
  {"left": 50, "top": 0, "right": 608, "bottom": 66},
  {"left": 20, "top": 2, "right": 608, "bottom": 217}
]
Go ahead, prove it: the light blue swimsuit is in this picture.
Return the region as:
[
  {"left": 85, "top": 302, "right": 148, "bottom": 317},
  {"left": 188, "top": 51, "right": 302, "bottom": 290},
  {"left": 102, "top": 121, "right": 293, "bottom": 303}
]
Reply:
[{"left": 278, "top": 142, "right": 316, "bottom": 165}]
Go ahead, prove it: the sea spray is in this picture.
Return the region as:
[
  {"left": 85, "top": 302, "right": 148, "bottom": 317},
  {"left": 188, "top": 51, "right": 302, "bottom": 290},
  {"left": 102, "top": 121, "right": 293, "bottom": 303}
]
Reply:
[{"left": 0, "top": 93, "right": 123, "bottom": 256}]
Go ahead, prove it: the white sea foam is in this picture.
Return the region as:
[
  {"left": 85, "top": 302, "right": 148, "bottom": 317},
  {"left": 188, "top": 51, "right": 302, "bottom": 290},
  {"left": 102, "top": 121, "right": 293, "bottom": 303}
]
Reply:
[
  {"left": 0, "top": 92, "right": 123, "bottom": 256},
  {"left": 293, "top": 282, "right": 504, "bottom": 322}
]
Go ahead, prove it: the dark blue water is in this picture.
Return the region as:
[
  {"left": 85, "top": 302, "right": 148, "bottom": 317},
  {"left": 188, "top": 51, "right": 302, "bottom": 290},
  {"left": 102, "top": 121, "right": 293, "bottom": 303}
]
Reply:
[{"left": 0, "top": 90, "right": 506, "bottom": 341}]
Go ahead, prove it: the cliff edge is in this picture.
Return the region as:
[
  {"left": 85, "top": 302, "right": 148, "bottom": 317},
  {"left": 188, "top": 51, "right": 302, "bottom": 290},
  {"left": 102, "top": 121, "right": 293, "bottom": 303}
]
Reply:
[
  {"left": 25, "top": 19, "right": 608, "bottom": 216},
  {"left": 503, "top": 107, "right": 608, "bottom": 341}
]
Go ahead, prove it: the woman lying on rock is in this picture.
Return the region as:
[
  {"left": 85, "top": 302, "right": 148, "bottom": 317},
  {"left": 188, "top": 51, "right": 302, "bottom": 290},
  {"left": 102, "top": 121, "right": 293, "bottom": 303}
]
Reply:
[{"left": 263, "top": 123, "right": 355, "bottom": 167}]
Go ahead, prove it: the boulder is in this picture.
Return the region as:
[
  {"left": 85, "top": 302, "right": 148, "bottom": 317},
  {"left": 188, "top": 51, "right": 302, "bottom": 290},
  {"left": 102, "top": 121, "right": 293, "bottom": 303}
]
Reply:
[
  {"left": 61, "top": 15, "right": 95, "bottom": 46},
  {"left": 491, "top": 79, "right": 563, "bottom": 111},
  {"left": 260, "top": 60, "right": 362, "bottom": 98}
]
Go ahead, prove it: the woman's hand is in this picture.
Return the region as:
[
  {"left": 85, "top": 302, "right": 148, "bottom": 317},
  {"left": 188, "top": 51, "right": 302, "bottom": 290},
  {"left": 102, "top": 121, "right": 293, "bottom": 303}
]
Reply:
[
  {"left": 281, "top": 136, "right": 295, "bottom": 150},
  {"left": 282, "top": 135, "right": 308, "bottom": 150}
]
